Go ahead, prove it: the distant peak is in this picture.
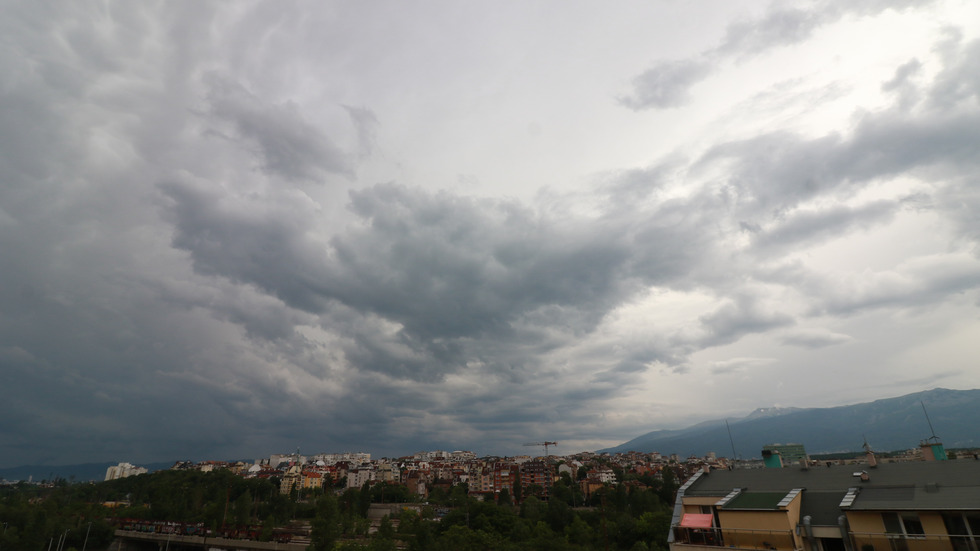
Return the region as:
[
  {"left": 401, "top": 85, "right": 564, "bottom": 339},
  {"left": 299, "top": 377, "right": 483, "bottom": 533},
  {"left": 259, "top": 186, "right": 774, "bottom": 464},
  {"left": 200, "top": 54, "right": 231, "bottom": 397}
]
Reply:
[{"left": 743, "top": 406, "right": 800, "bottom": 420}]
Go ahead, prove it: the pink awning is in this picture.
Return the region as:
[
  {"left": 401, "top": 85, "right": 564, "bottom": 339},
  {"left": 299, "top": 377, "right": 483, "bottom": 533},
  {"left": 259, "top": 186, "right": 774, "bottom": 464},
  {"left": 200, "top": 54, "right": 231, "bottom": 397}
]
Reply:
[{"left": 680, "top": 513, "right": 713, "bottom": 528}]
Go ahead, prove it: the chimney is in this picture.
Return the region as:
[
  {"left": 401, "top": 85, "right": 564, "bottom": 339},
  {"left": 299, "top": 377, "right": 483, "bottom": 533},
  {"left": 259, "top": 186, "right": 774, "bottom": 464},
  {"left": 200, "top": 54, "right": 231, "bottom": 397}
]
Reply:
[
  {"left": 921, "top": 439, "right": 947, "bottom": 461},
  {"left": 863, "top": 441, "right": 878, "bottom": 468}
]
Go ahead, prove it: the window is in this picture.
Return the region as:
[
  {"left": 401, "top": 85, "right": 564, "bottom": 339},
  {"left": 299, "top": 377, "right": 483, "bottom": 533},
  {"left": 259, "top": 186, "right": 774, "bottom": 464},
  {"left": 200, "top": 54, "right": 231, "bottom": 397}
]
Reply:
[
  {"left": 883, "top": 513, "right": 925, "bottom": 538},
  {"left": 902, "top": 516, "right": 925, "bottom": 537},
  {"left": 943, "top": 513, "right": 980, "bottom": 551}
]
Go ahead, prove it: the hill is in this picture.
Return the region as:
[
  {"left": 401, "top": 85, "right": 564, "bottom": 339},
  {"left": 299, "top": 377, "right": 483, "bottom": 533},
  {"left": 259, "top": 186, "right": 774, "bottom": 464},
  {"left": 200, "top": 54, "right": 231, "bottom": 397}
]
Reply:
[{"left": 599, "top": 388, "right": 980, "bottom": 457}]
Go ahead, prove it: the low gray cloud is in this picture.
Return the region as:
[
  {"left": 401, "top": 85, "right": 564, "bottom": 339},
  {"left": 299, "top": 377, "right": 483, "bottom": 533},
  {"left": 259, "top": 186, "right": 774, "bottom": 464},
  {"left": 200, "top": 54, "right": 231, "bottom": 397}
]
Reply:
[
  {"left": 700, "top": 109, "right": 980, "bottom": 218},
  {"left": 717, "top": 6, "right": 829, "bottom": 56},
  {"left": 779, "top": 329, "right": 854, "bottom": 348},
  {"left": 749, "top": 200, "right": 898, "bottom": 254},
  {"left": 691, "top": 296, "right": 795, "bottom": 349},
  {"left": 205, "top": 73, "right": 355, "bottom": 182},
  {"left": 618, "top": 59, "right": 714, "bottom": 110},
  {"left": 622, "top": 0, "right": 939, "bottom": 110}
]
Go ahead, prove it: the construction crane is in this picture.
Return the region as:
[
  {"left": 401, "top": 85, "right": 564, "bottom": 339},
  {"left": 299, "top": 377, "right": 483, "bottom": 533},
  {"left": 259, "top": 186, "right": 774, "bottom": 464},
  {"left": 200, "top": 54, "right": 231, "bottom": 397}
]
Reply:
[{"left": 524, "top": 441, "right": 558, "bottom": 456}]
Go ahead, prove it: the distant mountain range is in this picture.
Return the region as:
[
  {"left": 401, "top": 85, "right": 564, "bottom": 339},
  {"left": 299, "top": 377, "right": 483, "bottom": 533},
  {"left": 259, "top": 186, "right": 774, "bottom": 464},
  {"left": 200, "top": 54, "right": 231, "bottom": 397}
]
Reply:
[
  {"left": 600, "top": 388, "right": 980, "bottom": 457},
  {"left": 4, "top": 389, "right": 977, "bottom": 482}
]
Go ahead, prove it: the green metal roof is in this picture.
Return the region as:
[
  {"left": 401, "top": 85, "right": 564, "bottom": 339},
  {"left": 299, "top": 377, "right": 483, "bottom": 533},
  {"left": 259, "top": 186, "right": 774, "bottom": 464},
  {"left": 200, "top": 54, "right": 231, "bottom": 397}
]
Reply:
[
  {"left": 722, "top": 492, "right": 788, "bottom": 510},
  {"left": 684, "top": 461, "right": 980, "bottom": 512}
]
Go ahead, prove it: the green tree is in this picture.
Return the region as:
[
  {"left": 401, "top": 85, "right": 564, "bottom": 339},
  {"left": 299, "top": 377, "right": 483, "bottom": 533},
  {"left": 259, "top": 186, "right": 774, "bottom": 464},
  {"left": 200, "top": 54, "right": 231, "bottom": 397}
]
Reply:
[
  {"left": 233, "top": 490, "right": 252, "bottom": 525},
  {"left": 376, "top": 515, "right": 396, "bottom": 541},
  {"left": 310, "top": 493, "right": 341, "bottom": 551},
  {"left": 512, "top": 474, "right": 523, "bottom": 504},
  {"left": 520, "top": 496, "right": 545, "bottom": 524}
]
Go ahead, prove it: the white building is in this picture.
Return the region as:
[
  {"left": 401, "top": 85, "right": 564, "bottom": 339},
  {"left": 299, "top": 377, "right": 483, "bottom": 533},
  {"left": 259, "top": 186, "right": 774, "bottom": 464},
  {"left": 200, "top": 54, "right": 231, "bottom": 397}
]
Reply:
[
  {"left": 105, "top": 462, "right": 147, "bottom": 481},
  {"left": 312, "top": 452, "right": 371, "bottom": 465},
  {"left": 347, "top": 465, "right": 376, "bottom": 488}
]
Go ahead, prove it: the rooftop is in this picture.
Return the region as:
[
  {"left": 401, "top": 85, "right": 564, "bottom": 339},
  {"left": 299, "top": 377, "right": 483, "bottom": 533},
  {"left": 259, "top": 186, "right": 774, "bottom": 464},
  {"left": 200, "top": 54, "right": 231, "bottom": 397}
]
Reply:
[{"left": 684, "top": 460, "right": 980, "bottom": 518}]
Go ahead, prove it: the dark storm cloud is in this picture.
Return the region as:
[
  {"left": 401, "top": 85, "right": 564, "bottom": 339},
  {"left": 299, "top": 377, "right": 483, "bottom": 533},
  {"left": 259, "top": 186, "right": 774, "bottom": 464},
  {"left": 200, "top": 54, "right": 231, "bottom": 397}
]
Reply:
[
  {"left": 162, "top": 35, "right": 980, "bottom": 400},
  {"left": 161, "top": 179, "right": 721, "bottom": 381},
  {"left": 3, "top": 2, "right": 979, "bottom": 468},
  {"left": 158, "top": 176, "right": 348, "bottom": 317}
]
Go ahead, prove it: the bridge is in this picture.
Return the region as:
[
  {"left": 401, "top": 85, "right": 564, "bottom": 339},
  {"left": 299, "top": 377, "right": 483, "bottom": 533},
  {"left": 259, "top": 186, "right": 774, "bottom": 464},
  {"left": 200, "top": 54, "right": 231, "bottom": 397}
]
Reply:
[{"left": 113, "top": 530, "right": 308, "bottom": 551}]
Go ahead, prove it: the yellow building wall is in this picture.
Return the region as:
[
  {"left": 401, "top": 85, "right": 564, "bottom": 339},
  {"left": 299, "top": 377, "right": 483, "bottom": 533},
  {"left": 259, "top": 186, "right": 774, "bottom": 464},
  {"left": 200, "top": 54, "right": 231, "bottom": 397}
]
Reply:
[
  {"left": 848, "top": 511, "right": 956, "bottom": 551},
  {"left": 682, "top": 496, "right": 722, "bottom": 515},
  {"left": 717, "top": 508, "right": 795, "bottom": 531},
  {"left": 718, "top": 510, "right": 795, "bottom": 550},
  {"left": 683, "top": 496, "right": 722, "bottom": 506},
  {"left": 782, "top": 493, "right": 805, "bottom": 550},
  {"left": 919, "top": 512, "right": 947, "bottom": 536},
  {"left": 847, "top": 511, "right": 885, "bottom": 533}
]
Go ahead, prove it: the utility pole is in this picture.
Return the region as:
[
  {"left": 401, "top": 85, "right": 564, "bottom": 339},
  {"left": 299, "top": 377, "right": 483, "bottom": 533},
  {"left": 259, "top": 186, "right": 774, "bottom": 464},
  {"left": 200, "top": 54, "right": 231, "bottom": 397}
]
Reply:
[{"left": 81, "top": 522, "right": 92, "bottom": 551}]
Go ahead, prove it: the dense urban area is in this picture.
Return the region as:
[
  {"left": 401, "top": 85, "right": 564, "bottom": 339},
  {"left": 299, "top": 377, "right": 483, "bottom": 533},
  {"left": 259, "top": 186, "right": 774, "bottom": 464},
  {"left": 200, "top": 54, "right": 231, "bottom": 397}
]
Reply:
[{"left": 3, "top": 439, "right": 980, "bottom": 551}]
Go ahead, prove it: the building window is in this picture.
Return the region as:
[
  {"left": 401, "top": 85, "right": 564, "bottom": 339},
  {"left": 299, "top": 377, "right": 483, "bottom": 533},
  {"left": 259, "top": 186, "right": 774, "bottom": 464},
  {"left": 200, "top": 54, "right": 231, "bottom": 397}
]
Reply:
[
  {"left": 902, "top": 516, "right": 925, "bottom": 537},
  {"left": 943, "top": 513, "right": 980, "bottom": 551},
  {"left": 883, "top": 513, "right": 925, "bottom": 538}
]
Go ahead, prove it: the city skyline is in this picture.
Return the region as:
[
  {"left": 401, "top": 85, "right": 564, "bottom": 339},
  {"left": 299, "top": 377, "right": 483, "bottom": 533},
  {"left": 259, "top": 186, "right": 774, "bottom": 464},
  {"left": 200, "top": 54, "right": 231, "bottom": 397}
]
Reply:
[{"left": 2, "top": 1, "right": 980, "bottom": 468}]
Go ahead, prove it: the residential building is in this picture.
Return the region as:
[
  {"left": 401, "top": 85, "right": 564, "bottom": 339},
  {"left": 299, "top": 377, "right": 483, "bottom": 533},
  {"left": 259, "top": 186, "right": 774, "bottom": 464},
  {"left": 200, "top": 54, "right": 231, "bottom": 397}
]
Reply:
[
  {"left": 348, "top": 465, "right": 376, "bottom": 488},
  {"left": 279, "top": 465, "right": 302, "bottom": 495},
  {"left": 520, "top": 460, "right": 554, "bottom": 496},
  {"left": 105, "top": 462, "right": 147, "bottom": 481},
  {"left": 668, "top": 459, "right": 980, "bottom": 551},
  {"left": 493, "top": 462, "right": 519, "bottom": 495}
]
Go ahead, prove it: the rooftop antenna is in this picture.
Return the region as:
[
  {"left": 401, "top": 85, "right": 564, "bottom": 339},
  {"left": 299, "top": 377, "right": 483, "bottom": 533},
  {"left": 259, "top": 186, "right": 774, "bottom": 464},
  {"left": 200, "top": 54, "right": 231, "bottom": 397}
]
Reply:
[
  {"left": 921, "top": 401, "right": 940, "bottom": 443},
  {"left": 726, "top": 419, "right": 738, "bottom": 469}
]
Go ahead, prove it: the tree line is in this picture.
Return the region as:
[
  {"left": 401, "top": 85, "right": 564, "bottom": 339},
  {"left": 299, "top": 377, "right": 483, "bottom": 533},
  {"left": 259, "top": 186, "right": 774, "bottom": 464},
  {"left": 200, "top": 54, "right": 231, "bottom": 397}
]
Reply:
[{"left": 0, "top": 466, "right": 680, "bottom": 550}]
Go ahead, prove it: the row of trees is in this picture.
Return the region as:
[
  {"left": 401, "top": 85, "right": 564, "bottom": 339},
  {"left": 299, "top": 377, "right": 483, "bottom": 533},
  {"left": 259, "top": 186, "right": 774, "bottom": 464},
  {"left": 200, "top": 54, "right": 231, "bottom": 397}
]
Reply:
[
  {"left": 312, "top": 471, "right": 679, "bottom": 551},
  {"left": 0, "top": 466, "right": 680, "bottom": 550}
]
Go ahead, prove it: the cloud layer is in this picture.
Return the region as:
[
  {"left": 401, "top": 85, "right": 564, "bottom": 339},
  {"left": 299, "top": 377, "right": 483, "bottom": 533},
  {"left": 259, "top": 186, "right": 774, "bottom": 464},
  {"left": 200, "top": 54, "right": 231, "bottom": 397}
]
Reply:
[{"left": 2, "top": 1, "right": 979, "bottom": 466}]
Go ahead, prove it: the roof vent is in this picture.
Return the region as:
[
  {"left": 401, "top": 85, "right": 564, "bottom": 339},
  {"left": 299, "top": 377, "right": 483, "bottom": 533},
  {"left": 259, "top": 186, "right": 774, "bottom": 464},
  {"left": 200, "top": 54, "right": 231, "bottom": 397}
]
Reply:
[{"left": 925, "top": 482, "right": 939, "bottom": 493}]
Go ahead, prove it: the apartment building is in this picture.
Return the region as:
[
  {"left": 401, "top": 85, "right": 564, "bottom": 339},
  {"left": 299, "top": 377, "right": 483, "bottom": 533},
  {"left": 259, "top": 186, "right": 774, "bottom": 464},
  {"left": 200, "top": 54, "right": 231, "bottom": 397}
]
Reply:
[
  {"left": 520, "top": 460, "right": 555, "bottom": 496},
  {"left": 668, "top": 458, "right": 980, "bottom": 551}
]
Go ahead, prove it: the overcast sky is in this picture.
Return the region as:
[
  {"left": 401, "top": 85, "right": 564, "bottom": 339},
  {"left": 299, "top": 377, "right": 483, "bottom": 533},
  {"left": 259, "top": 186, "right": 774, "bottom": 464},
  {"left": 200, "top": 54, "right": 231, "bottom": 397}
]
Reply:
[{"left": 2, "top": 0, "right": 980, "bottom": 468}]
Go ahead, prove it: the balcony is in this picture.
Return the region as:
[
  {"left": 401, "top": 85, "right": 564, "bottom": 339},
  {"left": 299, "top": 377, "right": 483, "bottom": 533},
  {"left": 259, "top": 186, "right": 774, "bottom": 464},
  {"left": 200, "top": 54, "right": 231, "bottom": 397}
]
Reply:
[
  {"left": 850, "top": 532, "right": 979, "bottom": 551},
  {"left": 671, "top": 526, "right": 798, "bottom": 550},
  {"left": 672, "top": 529, "right": 980, "bottom": 551}
]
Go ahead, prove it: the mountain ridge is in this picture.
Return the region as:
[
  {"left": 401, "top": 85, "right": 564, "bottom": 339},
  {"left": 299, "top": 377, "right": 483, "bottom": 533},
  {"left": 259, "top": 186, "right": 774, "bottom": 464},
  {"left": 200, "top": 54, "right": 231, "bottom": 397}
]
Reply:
[{"left": 599, "top": 388, "right": 980, "bottom": 457}]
